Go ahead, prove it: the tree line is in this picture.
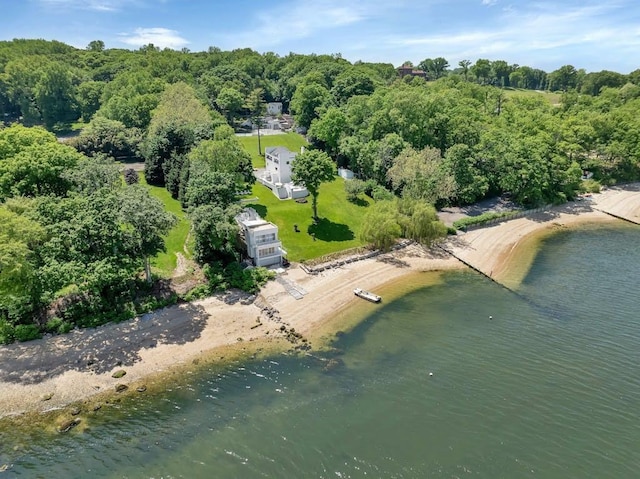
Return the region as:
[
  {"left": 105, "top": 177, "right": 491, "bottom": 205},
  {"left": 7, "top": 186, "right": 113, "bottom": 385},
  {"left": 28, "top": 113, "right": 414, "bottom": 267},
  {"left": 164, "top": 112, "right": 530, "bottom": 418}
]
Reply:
[{"left": 1, "top": 39, "right": 639, "bottom": 341}]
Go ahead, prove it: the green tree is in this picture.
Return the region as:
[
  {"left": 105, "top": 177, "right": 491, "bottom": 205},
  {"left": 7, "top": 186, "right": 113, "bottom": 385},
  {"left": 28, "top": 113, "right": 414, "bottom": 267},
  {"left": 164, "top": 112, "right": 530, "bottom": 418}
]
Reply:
[
  {"left": 290, "top": 82, "right": 331, "bottom": 129},
  {"left": 118, "top": 185, "right": 177, "bottom": 282},
  {"left": 70, "top": 116, "right": 142, "bottom": 160},
  {"left": 396, "top": 199, "right": 446, "bottom": 245},
  {"left": 216, "top": 87, "right": 244, "bottom": 124},
  {"left": 190, "top": 204, "right": 241, "bottom": 264},
  {"left": 344, "top": 178, "right": 366, "bottom": 201},
  {"left": 331, "top": 69, "right": 376, "bottom": 105},
  {"left": 245, "top": 87, "right": 267, "bottom": 154},
  {"left": 471, "top": 59, "right": 492, "bottom": 84},
  {"left": 34, "top": 61, "right": 80, "bottom": 129},
  {"left": 443, "top": 143, "right": 489, "bottom": 204},
  {"left": 187, "top": 133, "right": 254, "bottom": 187},
  {"left": 183, "top": 160, "right": 239, "bottom": 210},
  {"left": 0, "top": 207, "right": 46, "bottom": 307},
  {"left": 419, "top": 57, "right": 449, "bottom": 79},
  {"left": 142, "top": 82, "right": 218, "bottom": 190},
  {"left": 308, "top": 107, "right": 348, "bottom": 158},
  {"left": 359, "top": 201, "right": 401, "bottom": 251},
  {"left": 0, "top": 124, "right": 56, "bottom": 159},
  {"left": 86, "top": 40, "right": 105, "bottom": 52},
  {"left": 491, "top": 60, "right": 512, "bottom": 87},
  {"left": 548, "top": 65, "right": 578, "bottom": 91},
  {"left": 97, "top": 70, "right": 165, "bottom": 129},
  {"left": 65, "top": 154, "right": 122, "bottom": 194},
  {"left": 76, "top": 81, "right": 105, "bottom": 121},
  {"left": 387, "top": 146, "right": 456, "bottom": 204},
  {"left": 2, "top": 56, "right": 46, "bottom": 125},
  {"left": 458, "top": 60, "right": 471, "bottom": 81},
  {"left": 0, "top": 141, "right": 84, "bottom": 200},
  {"left": 291, "top": 149, "right": 336, "bottom": 219}
]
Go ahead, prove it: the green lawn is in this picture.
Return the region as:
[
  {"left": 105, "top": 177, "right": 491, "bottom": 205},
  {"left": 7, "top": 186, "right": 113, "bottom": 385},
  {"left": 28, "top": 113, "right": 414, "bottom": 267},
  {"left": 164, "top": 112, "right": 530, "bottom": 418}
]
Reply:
[
  {"left": 502, "top": 88, "right": 562, "bottom": 106},
  {"left": 243, "top": 178, "right": 372, "bottom": 262},
  {"left": 237, "top": 132, "right": 308, "bottom": 168},
  {"left": 139, "top": 176, "right": 191, "bottom": 276}
]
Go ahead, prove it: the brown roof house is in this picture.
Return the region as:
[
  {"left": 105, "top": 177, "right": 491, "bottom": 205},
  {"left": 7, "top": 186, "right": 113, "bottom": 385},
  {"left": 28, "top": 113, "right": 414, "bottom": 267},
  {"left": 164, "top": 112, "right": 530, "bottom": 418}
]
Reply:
[{"left": 397, "top": 62, "right": 427, "bottom": 79}]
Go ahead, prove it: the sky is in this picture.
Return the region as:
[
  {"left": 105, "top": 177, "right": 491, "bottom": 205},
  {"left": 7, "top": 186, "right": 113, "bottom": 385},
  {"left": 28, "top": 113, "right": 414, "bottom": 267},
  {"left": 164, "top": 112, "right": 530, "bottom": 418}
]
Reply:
[{"left": 2, "top": 0, "right": 640, "bottom": 73}]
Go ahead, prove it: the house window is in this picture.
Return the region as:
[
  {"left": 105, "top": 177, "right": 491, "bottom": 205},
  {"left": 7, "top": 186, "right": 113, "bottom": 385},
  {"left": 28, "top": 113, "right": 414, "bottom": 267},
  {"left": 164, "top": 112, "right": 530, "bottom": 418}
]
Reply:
[
  {"left": 258, "top": 247, "right": 277, "bottom": 258},
  {"left": 256, "top": 233, "right": 276, "bottom": 244}
]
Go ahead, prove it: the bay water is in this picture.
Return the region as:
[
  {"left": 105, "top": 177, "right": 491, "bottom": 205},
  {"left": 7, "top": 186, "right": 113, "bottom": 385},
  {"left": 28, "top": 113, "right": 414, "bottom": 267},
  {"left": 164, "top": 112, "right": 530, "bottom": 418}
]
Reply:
[{"left": 1, "top": 223, "right": 639, "bottom": 478}]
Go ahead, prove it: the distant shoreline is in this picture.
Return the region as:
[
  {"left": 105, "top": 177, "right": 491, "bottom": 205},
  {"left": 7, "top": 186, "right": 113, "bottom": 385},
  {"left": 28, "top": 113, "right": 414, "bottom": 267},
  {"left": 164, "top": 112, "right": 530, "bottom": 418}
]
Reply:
[{"left": 1, "top": 185, "right": 639, "bottom": 428}]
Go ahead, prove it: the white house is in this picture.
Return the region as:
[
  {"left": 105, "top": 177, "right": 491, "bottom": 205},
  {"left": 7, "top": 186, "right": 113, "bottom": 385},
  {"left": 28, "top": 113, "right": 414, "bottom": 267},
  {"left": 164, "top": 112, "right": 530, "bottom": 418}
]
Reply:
[
  {"left": 258, "top": 146, "right": 309, "bottom": 200},
  {"left": 236, "top": 208, "right": 285, "bottom": 267},
  {"left": 266, "top": 102, "right": 283, "bottom": 115}
]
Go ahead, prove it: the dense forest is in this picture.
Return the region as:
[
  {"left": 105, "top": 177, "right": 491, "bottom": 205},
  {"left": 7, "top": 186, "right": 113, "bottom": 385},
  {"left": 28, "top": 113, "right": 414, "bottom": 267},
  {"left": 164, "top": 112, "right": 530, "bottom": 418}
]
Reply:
[{"left": 1, "top": 39, "right": 639, "bottom": 342}]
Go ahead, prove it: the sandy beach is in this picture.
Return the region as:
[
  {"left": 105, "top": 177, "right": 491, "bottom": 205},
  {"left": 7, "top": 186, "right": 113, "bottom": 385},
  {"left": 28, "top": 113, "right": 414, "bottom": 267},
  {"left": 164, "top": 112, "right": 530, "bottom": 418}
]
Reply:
[{"left": 1, "top": 185, "right": 639, "bottom": 423}]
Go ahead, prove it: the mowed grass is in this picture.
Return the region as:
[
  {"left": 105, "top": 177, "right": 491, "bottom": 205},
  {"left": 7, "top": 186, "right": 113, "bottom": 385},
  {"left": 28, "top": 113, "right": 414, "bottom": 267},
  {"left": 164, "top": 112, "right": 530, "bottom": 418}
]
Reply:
[
  {"left": 502, "top": 88, "right": 562, "bottom": 106},
  {"left": 244, "top": 178, "right": 372, "bottom": 262},
  {"left": 139, "top": 176, "right": 191, "bottom": 276},
  {"left": 237, "top": 132, "right": 308, "bottom": 168}
]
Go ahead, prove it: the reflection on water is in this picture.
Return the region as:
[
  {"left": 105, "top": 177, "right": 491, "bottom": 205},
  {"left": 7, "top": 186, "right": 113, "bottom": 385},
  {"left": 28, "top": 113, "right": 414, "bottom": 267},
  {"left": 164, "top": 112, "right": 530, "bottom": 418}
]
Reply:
[{"left": 1, "top": 223, "right": 639, "bottom": 478}]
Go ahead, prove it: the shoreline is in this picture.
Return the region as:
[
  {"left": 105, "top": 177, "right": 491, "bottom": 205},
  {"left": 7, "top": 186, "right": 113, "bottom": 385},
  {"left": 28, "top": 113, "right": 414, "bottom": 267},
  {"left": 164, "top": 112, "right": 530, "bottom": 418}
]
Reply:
[{"left": 1, "top": 186, "right": 639, "bottom": 426}]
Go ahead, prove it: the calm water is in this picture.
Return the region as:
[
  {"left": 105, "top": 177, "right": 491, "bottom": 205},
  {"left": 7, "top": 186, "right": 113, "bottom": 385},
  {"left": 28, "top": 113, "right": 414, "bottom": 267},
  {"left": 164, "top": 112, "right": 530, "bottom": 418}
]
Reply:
[{"left": 2, "top": 224, "right": 640, "bottom": 478}]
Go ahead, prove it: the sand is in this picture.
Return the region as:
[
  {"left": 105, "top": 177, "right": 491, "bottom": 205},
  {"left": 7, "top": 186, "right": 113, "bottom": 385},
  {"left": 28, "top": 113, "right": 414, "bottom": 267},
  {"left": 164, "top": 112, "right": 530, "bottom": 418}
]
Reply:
[{"left": 1, "top": 185, "right": 639, "bottom": 422}]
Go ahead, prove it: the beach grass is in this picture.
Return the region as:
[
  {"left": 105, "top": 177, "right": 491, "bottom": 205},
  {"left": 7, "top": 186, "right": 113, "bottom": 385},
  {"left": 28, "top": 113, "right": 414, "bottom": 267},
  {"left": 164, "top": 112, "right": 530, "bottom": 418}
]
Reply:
[
  {"left": 139, "top": 176, "right": 191, "bottom": 276},
  {"left": 237, "top": 132, "right": 308, "bottom": 168},
  {"left": 243, "top": 178, "right": 372, "bottom": 262}
]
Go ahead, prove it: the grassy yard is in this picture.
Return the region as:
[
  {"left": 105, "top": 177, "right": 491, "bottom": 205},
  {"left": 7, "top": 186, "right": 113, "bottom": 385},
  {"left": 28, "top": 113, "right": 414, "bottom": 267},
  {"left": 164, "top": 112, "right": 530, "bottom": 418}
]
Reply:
[
  {"left": 502, "top": 88, "right": 562, "bottom": 106},
  {"left": 237, "top": 132, "right": 308, "bottom": 168},
  {"left": 243, "top": 178, "right": 372, "bottom": 262},
  {"left": 139, "top": 176, "right": 191, "bottom": 276}
]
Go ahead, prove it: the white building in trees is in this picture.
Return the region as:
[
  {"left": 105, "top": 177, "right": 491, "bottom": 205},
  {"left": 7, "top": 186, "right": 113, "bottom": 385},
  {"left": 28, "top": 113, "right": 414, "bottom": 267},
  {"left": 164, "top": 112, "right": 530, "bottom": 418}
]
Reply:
[{"left": 236, "top": 208, "right": 285, "bottom": 267}]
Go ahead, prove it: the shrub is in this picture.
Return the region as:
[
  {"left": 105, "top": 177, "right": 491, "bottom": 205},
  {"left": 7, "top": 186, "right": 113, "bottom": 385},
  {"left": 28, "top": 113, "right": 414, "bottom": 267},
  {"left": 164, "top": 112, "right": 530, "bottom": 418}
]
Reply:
[
  {"left": 181, "top": 284, "right": 211, "bottom": 302},
  {"left": 372, "top": 185, "right": 394, "bottom": 202},
  {"left": 363, "top": 179, "right": 378, "bottom": 198},
  {"left": 135, "top": 294, "right": 178, "bottom": 314},
  {"left": 344, "top": 179, "right": 366, "bottom": 201},
  {"left": 0, "top": 320, "right": 15, "bottom": 345},
  {"left": 124, "top": 168, "right": 139, "bottom": 185},
  {"left": 45, "top": 317, "right": 64, "bottom": 333},
  {"left": 453, "top": 212, "right": 510, "bottom": 230},
  {"left": 203, "top": 262, "right": 275, "bottom": 294},
  {"left": 580, "top": 179, "right": 601, "bottom": 193},
  {"left": 14, "top": 324, "right": 42, "bottom": 342}
]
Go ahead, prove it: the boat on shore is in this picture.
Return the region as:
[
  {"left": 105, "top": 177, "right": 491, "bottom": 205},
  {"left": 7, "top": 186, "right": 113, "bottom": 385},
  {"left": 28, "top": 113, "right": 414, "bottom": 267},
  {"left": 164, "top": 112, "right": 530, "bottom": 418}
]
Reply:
[{"left": 354, "top": 288, "right": 381, "bottom": 303}]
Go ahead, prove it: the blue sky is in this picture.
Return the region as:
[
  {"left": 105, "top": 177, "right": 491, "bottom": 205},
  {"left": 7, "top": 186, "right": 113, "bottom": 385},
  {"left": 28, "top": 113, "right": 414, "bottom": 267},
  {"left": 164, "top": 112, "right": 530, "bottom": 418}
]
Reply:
[{"left": 3, "top": 0, "right": 640, "bottom": 73}]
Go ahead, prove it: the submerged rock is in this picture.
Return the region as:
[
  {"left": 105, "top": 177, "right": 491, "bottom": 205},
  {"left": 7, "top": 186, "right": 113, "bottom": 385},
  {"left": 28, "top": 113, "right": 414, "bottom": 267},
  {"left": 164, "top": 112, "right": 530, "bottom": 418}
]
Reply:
[
  {"left": 322, "top": 357, "right": 344, "bottom": 373},
  {"left": 115, "top": 384, "right": 128, "bottom": 393},
  {"left": 58, "top": 418, "right": 81, "bottom": 433}
]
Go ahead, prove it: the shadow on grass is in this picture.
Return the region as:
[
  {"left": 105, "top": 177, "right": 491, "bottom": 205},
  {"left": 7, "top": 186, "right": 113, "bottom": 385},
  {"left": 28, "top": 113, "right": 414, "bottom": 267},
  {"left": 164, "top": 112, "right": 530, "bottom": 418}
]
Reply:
[
  {"left": 308, "top": 217, "right": 354, "bottom": 242},
  {"left": 348, "top": 197, "right": 370, "bottom": 207},
  {"left": 244, "top": 203, "right": 268, "bottom": 218}
]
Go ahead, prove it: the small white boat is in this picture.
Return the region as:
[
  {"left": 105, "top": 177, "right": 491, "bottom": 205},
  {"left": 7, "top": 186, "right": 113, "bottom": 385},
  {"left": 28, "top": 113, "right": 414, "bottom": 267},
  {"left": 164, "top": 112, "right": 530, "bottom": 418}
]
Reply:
[{"left": 354, "top": 288, "right": 381, "bottom": 303}]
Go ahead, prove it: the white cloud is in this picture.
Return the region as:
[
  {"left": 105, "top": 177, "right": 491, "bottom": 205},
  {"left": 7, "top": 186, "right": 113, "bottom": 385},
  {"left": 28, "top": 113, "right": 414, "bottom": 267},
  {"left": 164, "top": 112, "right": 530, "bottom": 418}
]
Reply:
[
  {"left": 36, "top": 0, "right": 150, "bottom": 12},
  {"left": 220, "top": 0, "right": 392, "bottom": 49},
  {"left": 119, "top": 27, "right": 189, "bottom": 49},
  {"left": 482, "top": 0, "right": 497, "bottom": 6},
  {"left": 384, "top": 2, "right": 640, "bottom": 69}
]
